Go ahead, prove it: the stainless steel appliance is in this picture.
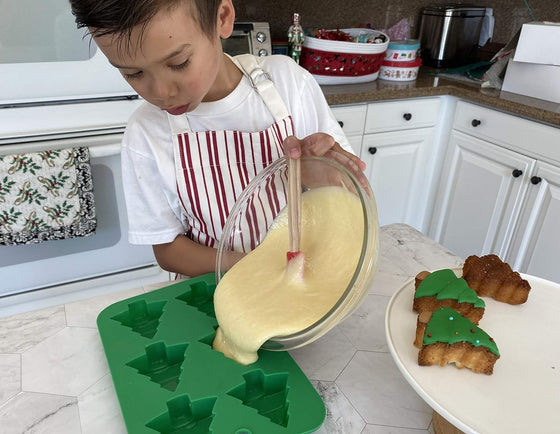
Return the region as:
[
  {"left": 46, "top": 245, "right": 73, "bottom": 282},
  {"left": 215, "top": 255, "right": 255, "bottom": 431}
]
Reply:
[
  {"left": 222, "top": 22, "right": 272, "bottom": 57},
  {"left": 418, "top": 4, "right": 487, "bottom": 68},
  {"left": 0, "top": 0, "right": 168, "bottom": 315}
]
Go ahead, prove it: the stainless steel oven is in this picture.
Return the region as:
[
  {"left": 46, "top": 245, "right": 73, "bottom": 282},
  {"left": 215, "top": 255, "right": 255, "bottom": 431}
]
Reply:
[
  {"left": 222, "top": 22, "right": 272, "bottom": 57},
  {"left": 0, "top": 0, "right": 169, "bottom": 316}
]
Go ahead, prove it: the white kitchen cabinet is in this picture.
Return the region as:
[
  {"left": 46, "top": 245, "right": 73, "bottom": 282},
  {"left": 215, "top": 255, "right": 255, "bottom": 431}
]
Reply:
[
  {"left": 330, "top": 103, "right": 367, "bottom": 155},
  {"left": 361, "top": 98, "right": 441, "bottom": 230},
  {"left": 430, "top": 100, "right": 560, "bottom": 283},
  {"left": 507, "top": 160, "right": 560, "bottom": 283},
  {"left": 429, "top": 130, "right": 535, "bottom": 260},
  {"left": 365, "top": 98, "right": 442, "bottom": 133}
]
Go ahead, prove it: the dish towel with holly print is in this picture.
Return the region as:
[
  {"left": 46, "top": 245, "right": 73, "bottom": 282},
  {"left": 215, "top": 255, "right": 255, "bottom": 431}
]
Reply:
[{"left": 0, "top": 147, "right": 96, "bottom": 245}]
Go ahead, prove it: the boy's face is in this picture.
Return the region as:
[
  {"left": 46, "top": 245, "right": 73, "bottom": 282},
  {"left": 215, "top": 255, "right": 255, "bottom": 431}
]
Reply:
[{"left": 94, "top": 1, "right": 236, "bottom": 115}]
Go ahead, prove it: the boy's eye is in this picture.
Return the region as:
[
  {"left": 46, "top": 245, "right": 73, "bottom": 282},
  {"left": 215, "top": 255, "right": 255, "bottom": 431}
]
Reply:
[
  {"left": 122, "top": 70, "right": 143, "bottom": 80},
  {"left": 171, "top": 59, "right": 189, "bottom": 71}
]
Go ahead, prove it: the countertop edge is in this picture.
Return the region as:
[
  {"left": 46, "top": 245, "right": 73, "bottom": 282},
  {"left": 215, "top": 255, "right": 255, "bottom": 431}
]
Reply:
[{"left": 323, "top": 79, "right": 560, "bottom": 128}]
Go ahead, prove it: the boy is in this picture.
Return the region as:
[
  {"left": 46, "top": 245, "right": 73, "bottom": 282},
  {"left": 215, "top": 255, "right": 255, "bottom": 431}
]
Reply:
[{"left": 69, "top": 0, "right": 365, "bottom": 276}]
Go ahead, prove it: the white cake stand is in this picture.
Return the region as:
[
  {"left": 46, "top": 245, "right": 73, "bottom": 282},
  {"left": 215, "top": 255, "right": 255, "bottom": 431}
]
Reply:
[{"left": 385, "top": 269, "right": 560, "bottom": 434}]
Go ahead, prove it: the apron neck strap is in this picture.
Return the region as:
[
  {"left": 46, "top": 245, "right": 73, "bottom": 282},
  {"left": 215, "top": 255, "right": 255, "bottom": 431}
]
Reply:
[{"left": 231, "top": 54, "right": 291, "bottom": 122}]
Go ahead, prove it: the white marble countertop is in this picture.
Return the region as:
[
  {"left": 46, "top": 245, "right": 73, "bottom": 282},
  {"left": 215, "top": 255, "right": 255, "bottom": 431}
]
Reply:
[{"left": 0, "top": 223, "right": 463, "bottom": 434}]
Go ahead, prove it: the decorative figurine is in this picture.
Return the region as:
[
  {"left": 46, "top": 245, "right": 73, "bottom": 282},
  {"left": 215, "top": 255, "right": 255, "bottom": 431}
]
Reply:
[{"left": 288, "top": 13, "right": 304, "bottom": 64}]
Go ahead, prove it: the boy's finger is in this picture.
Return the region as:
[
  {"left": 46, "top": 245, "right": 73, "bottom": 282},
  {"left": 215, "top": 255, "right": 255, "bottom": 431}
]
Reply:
[
  {"left": 301, "top": 132, "right": 334, "bottom": 155},
  {"left": 283, "top": 135, "right": 302, "bottom": 159}
]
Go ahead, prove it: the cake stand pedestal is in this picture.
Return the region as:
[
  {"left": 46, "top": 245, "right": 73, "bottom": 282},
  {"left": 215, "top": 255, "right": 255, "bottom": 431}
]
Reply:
[{"left": 433, "top": 411, "right": 464, "bottom": 434}]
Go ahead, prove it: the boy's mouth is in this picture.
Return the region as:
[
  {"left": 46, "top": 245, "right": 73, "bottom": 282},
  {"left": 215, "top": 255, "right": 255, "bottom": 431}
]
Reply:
[{"left": 163, "top": 105, "right": 189, "bottom": 116}]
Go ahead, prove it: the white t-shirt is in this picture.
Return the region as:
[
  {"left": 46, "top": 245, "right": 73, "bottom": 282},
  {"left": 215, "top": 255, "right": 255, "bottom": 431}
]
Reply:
[{"left": 121, "top": 54, "right": 352, "bottom": 246}]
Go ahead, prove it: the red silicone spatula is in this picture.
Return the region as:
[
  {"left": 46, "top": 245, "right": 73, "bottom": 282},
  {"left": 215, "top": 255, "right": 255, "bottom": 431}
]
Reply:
[{"left": 287, "top": 157, "right": 305, "bottom": 277}]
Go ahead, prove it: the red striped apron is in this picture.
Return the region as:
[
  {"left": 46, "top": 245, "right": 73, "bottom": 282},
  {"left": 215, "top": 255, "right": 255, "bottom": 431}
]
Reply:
[{"left": 168, "top": 55, "right": 295, "bottom": 252}]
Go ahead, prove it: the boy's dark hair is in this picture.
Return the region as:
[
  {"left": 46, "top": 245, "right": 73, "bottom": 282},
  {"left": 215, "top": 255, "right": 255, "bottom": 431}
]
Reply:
[{"left": 69, "top": 0, "right": 222, "bottom": 49}]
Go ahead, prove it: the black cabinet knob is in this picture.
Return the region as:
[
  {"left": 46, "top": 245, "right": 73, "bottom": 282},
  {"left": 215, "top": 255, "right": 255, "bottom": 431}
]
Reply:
[
  {"left": 472, "top": 119, "right": 481, "bottom": 127},
  {"left": 512, "top": 169, "right": 523, "bottom": 178},
  {"left": 403, "top": 113, "right": 412, "bottom": 121},
  {"left": 338, "top": 120, "right": 344, "bottom": 128},
  {"left": 368, "top": 147, "right": 377, "bottom": 155},
  {"left": 531, "top": 176, "right": 542, "bottom": 185}
]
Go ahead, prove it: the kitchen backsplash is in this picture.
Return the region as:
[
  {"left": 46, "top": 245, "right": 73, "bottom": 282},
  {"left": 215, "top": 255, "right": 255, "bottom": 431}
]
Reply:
[{"left": 234, "top": 0, "right": 560, "bottom": 45}]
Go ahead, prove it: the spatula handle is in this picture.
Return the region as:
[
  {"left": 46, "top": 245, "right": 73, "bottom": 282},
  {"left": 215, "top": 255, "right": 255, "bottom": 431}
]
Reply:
[{"left": 287, "top": 157, "right": 302, "bottom": 253}]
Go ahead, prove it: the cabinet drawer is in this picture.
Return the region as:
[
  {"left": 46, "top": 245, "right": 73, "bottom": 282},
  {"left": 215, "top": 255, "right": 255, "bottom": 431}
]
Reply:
[
  {"left": 331, "top": 104, "right": 367, "bottom": 136},
  {"left": 365, "top": 98, "right": 441, "bottom": 133},
  {"left": 453, "top": 101, "right": 560, "bottom": 164}
]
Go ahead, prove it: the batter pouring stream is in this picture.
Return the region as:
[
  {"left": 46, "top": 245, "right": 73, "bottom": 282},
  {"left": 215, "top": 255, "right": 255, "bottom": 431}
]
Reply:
[{"left": 212, "top": 185, "right": 364, "bottom": 365}]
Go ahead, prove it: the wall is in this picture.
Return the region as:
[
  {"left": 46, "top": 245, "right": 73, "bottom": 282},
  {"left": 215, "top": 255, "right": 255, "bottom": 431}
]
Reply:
[{"left": 233, "top": 0, "right": 560, "bottom": 45}]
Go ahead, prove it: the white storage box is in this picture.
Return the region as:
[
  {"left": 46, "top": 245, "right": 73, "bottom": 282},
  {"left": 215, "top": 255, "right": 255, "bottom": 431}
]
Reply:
[
  {"left": 514, "top": 21, "right": 560, "bottom": 66},
  {"left": 502, "top": 21, "right": 560, "bottom": 103},
  {"left": 502, "top": 59, "right": 560, "bottom": 103}
]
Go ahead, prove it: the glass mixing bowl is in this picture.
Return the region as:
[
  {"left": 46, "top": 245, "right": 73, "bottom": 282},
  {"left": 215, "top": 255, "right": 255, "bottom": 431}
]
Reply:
[{"left": 215, "top": 154, "right": 379, "bottom": 351}]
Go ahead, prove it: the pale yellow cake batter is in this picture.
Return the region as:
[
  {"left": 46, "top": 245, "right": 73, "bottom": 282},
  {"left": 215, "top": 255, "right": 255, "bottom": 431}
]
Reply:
[{"left": 212, "top": 185, "right": 364, "bottom": 365}]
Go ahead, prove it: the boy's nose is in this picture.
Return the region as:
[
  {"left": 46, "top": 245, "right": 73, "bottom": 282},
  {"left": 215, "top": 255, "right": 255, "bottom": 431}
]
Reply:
[{"left": 151, "top": 79, "right": 176, "bottom": 100}]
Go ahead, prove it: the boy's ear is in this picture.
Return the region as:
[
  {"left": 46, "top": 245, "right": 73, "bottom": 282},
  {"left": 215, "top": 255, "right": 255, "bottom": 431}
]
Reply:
[{"left": 217, "top": 0, "right": 235, "bottom": 39}]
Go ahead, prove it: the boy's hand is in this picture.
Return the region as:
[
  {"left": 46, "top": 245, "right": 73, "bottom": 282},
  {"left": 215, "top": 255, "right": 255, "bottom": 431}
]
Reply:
[
  {"left": 283, "top": 134, "right": 366, "bottom": 171},
  {"left": 283, "top": 134, "right": 369, "bottom": 190}
]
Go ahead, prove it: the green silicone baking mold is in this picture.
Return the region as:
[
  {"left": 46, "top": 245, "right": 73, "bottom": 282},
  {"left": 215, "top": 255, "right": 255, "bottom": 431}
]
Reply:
[{"left": 97, "top": 273, "right": 326, "bottom": 433}]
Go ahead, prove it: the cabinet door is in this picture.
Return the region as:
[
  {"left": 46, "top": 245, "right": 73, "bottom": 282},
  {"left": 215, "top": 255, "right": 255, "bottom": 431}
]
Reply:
[
  {"left": 430, "top": 130, "right": 535, "bottom": 260},
  {"left": 331, "top": 104, "right": 366, "bottom": 156},
  {"left": 361, "top": 128, "right": 435, "bottom": 230},
  {"left": 508, "top": 161, "right": 560, "bottom": 283},
  {"left": 345, "top": 134, "right": 363, "bottom": 156}
]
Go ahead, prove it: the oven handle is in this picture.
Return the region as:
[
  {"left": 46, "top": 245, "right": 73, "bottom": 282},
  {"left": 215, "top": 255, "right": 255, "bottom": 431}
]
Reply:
[
  {"left": 0, "top": 137, "right": 122, "bottom": 158},
  {"left": 89, "top": 143, "right": 121, "bottom": 158}
]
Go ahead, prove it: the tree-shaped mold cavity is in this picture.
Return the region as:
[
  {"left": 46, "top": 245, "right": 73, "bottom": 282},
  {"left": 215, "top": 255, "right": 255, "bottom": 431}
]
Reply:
[
  {"left": 176, "top": 280, "right": 216, "bottom": 318},
  {"left": 111, "top": 299, "right": 166, "bottom": 339},
  {"left": 126, "top": 341, "right": 188, "bottom": 392},
  {"left": 227, "top": 370, "right": 290, "bottom": 427},
  {"left": 146, "top": 393, "right": 217, "bottom": 434},
  {"left": 197, "top": 326, "right": 218, "bottom": 348}
]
